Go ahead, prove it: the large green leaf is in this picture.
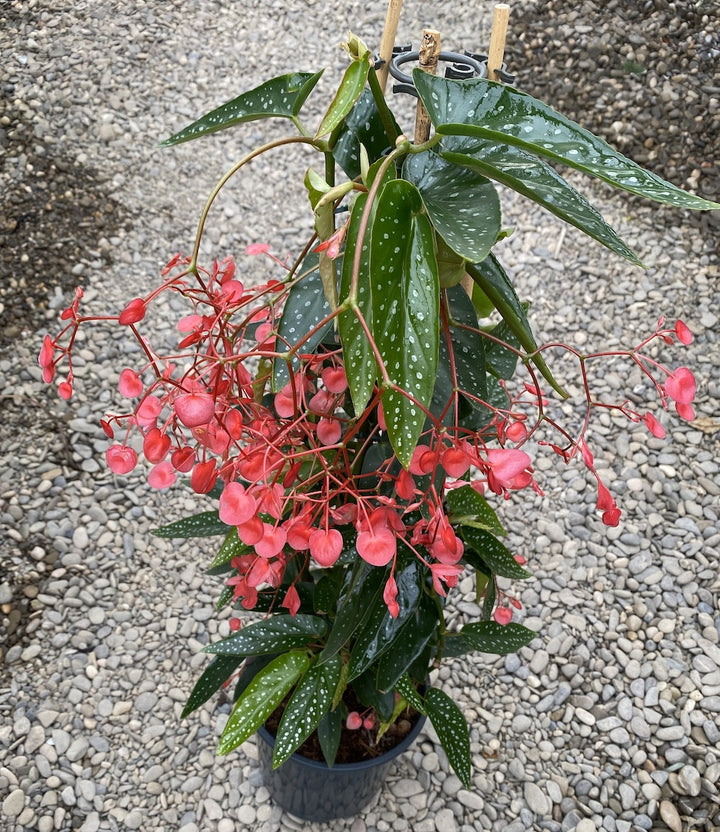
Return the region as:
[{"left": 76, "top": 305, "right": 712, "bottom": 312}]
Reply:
[
  {"left": 273, "top": 251, "right": 335, "bottom": 391},
  {"left": 461, "top": 526, "right": 531, "bottom": 580},
  {"left": 182, "top": 655, "right": 244, "bottom": 718},
  {"left": 461, "top": 621, "right": 537, "bottom": 654},
  {"left": 274, "top": 655, "right": 343, "bottom": 767},
  {"left": 441, "top": 141, "right": 642, "bottom": 265},
  {"left": 466, "top": 254, "right": 565, "bottom": 397},
  {"left": 425, "top": 687, "right": 471, "bottom": 788},
  {"left": 376, "top": 592, "right": 439, "bottom": 692},
  {"left": 203, "top": 614, "right": 327, "bottom": 656},
  {"left": 446, "top": 484, "right": 505, "bottom": 536},
  {"left": 161, "top": 72, "right": 323, "bottom": 146},
  {"left": 403, "top": 151, "right": 501, "bottom": 263},
  {"left": 218, "top": 652, "right": 309, "bottom": 754},
  {"left": 347, "top": 549, "right": 424, "bottom": 680},
  {"left": 371, "top": 180, "right": 439, "bottom": 467},
  {"left": 394, "top": 675, "right": 426, "bottom": 714},
  {"left": 413, "top": 70, "right": 720, "bottom": 211},
  {"left": 316, "top": 49, "right": 371, "bottom": 139},
  {"left": 152, "top": 511, "right": 229, "bottom": 539},
  {"left": 332, "top": 89, "right": 399, "bottom": 179},
  {"left": 318, "top": 559, "right": 387, "bottom": 663},
  {"left": 338, "top": 193, "right": 376, "bottom": 414}
]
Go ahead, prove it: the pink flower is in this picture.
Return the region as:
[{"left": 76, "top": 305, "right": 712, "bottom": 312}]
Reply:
[
  {"left": 493, "top": 605, "right": 513, "bottom": 625},
  {"left": 143, "top": 428, "right": 171, "bottom": 463},
  {"left": 383, "top": 576, "right": 399, "bottom": 618},
  {"left": 254, "top": 524, "right": 287, "bottom": 558},
  {"left": 39, "top": 335, "right": 55, "bottom": 382},
  {"left": 219, "top": 482, "right": 257, "bottom": 526},
  {"left": 246, "top": 242, "right": 271, "bottom": 256},
  {"left": 429, "top": 562, "right": 463, "bottom": 597},
  {"left": 148, "top": 461, "right": 176, "bottom": 489},
  {"left": 346, "top": 712, "right": 362, "bottom": 730},
  {"left": 643, "top": 412, "right": 666, "bottom": 439},
  {"left": 136, "top": 396, "right": 162, "bottom": 427},
  {"left": 596, "top": 480, "right": 621, "bottom": 527},
  {"left": 171, "top": 447, "right": 195, "bottom": 472},
  {"left": 321, "top": 366, "right": 348, "bottom": 393},
  {"left": 118, "top": 298, "right": 146, "bottom": 325},
  {"left": 485, "top": 448, "right": 533, "bottom": 493},
  {"left": 281, "top": 585, "right": 301, "bottom": 617},
  {"left": 309, "top": 528, "right": 343, "bottom": 567},
  {"left": 664, "top": 367, "right": 696, "bottom": 405},
  {"left": 442, "top": 445, "right": 471, "bottom": 478},
  {"left": 119, "top": 369, "right": 143, "bottom": 398},
  {"left": 106, "top": 445, "right": 138, "bottom": 475},
  {"left": 356, "top": 527, "right": 396, "bottom": 566},
  {"left": 190, "top": 459, "right": 217, "bottom": 493},
  {"left": 174, "top": 392, "right": 215, "bottom": 427},
  {"left": 317, "top": 418, "right": 342, "bottom": 446},
  {"left": 674, "top": 320, "right": 693, "bottom": 345}
]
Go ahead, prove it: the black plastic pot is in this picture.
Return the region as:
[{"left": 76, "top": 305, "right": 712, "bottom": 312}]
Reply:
[{"left": 256, "top": 715, "right": 427, "bottom": 822}]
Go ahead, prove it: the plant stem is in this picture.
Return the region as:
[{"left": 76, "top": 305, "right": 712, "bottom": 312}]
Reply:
[{"left": 189, "top": 136, "right": 318, "bottom": 270}]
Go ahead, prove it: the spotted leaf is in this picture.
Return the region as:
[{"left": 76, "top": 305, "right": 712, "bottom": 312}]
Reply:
[
  {"left": 218, "top": 652, "right": 309, "bottom": 754},
  {"left": 370, "top": 180, "right": 439, "bottom": 468},
  {"left": 160, "top": 72, "right": 323, "bottom": 146},
  {"left": 273, "top": 655, "right": 343, "bottom": 767},
  {"left": 424, "top": 687, "right": 471, "bottom": 788},
  {"left": 203, "top": 614, "right": 327, "bottom": 657}
]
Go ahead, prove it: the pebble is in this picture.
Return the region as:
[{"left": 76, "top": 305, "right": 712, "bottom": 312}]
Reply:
[
  {"left": 524, "top": 782, "right": 551, "bottom": 815},
  {"left": 2, "top": 789, "right": 25, "bottom": 818},
  {"left": 659, "top": 801, "right": 682, "bottom": 832}
]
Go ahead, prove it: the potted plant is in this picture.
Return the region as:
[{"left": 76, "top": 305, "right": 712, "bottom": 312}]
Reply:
[{"left": 39, "top": 10, "right": 717, "bottom": 823}]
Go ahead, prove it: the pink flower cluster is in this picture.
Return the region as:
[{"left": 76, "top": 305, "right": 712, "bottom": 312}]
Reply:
[{"left": 39, "top": 249, "right": 698, "bottom": 625}]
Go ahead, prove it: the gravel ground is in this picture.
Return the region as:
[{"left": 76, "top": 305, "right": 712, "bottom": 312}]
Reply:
[{"left": 2, "top": 2, "right": 719, "bottom": 832}]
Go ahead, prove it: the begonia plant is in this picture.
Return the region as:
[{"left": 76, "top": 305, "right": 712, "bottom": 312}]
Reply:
[{"left": 40, "top": 29, "right": 717, "bottom": 787}]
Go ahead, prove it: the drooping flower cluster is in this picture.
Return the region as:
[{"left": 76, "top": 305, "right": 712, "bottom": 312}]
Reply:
[{"left": 40, "top": 247, "right": 698, "bottom": 626}]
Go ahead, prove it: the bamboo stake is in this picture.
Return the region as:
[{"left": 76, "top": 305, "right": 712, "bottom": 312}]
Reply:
[
  {"left": 413, "top": 29, "right": 441, "bottom": 145},
  {"left": 487, "top": 4, "right": 510, "bottom": 81},
  {"left": 377, "top": 0, "right": 404, "bottom": 94}
]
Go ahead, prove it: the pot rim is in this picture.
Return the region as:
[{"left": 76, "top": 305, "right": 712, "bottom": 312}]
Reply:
[{"left": 257, "top": 711, "right": 427, "bottom": 772}]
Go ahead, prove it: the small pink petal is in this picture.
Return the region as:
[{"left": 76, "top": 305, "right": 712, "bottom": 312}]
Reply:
[
  {"left": 148, "top": 461, "right": 176, "bottom": 489},
  {"left": 107, "top": 445, "right": 138, "bottom": 475}
]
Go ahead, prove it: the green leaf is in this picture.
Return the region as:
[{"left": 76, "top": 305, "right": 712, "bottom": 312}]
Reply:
[
  {"left": 394, "top": 675, "right": 426, "bottom": 715},
  {"left": 461, "top": 621, "right": 537, "bottom": 654},
  {"left": 467, "top": 254, "right": 566, "bottom": 398},
  {"left": 376, "top": 593, "right": 439, "bottom": 692},
  {"left": 204, "top": 614, "right": 327, "bottom": 656},
  {"left": 216, "top": 585, "right": 234, "bottom": 612},
  {"left": 218, "top": 652, "right": 309, "bottom": 754},
  {"left": 404, "top": 150, "right": 501, "bottom": 264},
  {"left": 446, "top": 485, "right": 505, "bottom": 536},
  {"left": 425, "top": 687, "right": 471, "bottom": 788},
  {"left": 152, "top": 511, "right": 230, "bottom": 539},
  {"left": 441, "top": 142, "right": 642, "bottom": 265},
  {"left": 484, "top": 312, "right": 524, "bottom": 381},
  {"left": 413, "top": 70, "right": 720, "bottom": 211},
  {"left": 313, "top": 575, "right": 340, "bottom": 616},
  {"left": 316, "top": 52, "right": 371, "bottom": 139},
  {"left": 461, "top": 526, "right": 531, "bottom": 579},
  {"left": 347, "top": 548, "right": 424, "bottom": 680},
  {"left": 161, "top": 71, "right": 323, "bottom": 146},
  {"left": 318, "top": 560, "right": 387, "bottom": 663},
  {"left": 371, "top": 180, "right": 439, "bottom": 467},
  {"left": 317, "top": 707, "right": 343, "bottom": 768},
  {"left": 332, "top": 89, "right": 400, "bottom": 179},
  {"left": 352, "top": 669, "right": 395, "bottom": 721},
  {"left": 338, "top": 193, "right": 376, "bottom": 414},
  {"left": 273, "top": 251, "right": 335, "bottom": 391},
  {"left": 208, "top": 527, "right": 248, "bottom": 571},
  {"left": 182, "top": 655, "right": 243, "bottom": 718},
  {"left": 273, "top": 655, "right": 343, "bottom": 767}
]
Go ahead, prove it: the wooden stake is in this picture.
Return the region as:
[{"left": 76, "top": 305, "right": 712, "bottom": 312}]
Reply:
[
  {"left": 414, "top": 29, "right": 441, "bottom": 145},
  {"left": 377, "top": 0, "right": 404, "bottom": 94},
  {"left": 487, "top": 4, "right": 510, "bottom": 81}
]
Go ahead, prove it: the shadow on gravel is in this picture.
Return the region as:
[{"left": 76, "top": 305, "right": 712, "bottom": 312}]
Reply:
[{"left": 0, "top": 105, "right": 129, "bottom": 349}]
